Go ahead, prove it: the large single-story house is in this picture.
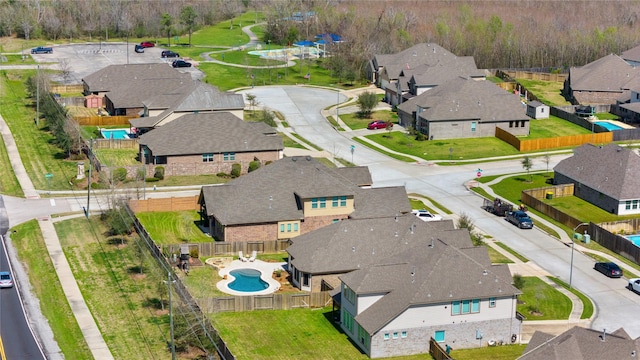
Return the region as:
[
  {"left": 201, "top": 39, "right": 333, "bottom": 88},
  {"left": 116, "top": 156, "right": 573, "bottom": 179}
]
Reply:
[
  {"left": 397, "top": 77, "right": 529, "bottom": 139},
  {"left": 198, "top": 156, "right": 411, "bottom": 242},
  {"left": 288, "top": 215, "right": 521, "bottom": 358},
  {"left": 554, "top": 143, "right": 640, "bottom": 215},
  {"left": 563, "top": 54, "right": 640, "bottom": 105},
  {"left": 82, "top": 63, "right": 191, "bottom": 116},
  {"left": 138, "top": 112, "right": 283, "bottom": 177},
  {"left": 518, "top": 326, "right": 640, "bottom": 359},
  {"left": 367, "top": 43, "right": 484, "bottom": 106},
  {"left": 130, "top": 81, "right": 245, "bottom": 133}
]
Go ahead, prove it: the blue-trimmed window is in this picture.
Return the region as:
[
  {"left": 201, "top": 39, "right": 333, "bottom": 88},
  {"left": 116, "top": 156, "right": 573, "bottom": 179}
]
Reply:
[
  {"left": 401, "top": 331, "right": 407, "bottom": 338},
  {"left": 452, "top": 301, "right": 460, "bottom": 315},
  {"left": 489, "top": 297, "right": 496, "bottom": 308},
  {"left": 332, "top": 196, "right": 339, "bottom": 207},
  {"left": 280, "top": 224, "right": 284, "bottom": 232},
  {"left": 293, "top": 223, "right": 298, "bottom": 231},
  {"left": 319, "top": 197, "right": 326, "bottom": 208},
  {"left": 435, "top": 330, "right": 445, "bottom": 342},
  {"left": 287, "top": 223, "right": 291, "bottom": 232},
  {"left": 311, "top": 198, "right": 318, "bottom": 209},
  {"left": 223, "top": 152, "right": 235, "bottom": 161},
  {"left": 384, "top": 333, "right": 390, "bottom": 340},
  {"left": 471, "top": 121, "right": 477, "bottom": 132},
  {"left": 472, "top": 299, "right": 480, "bottom": 313},
  {"left": 462, "top": 300, "right": 470, "bottom": 314},
  {"left": 340, "top": 196, "right": 347, "bottom": 206},
  {"left": 202, "top": 153, "right": 214, "bottom": 162}
]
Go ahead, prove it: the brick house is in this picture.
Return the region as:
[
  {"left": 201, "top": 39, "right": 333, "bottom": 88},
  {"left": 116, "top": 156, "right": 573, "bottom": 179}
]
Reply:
[
  {"left": 138, "top": 112, "right": 283, "bottom": 177},
  {"left": 198, "top": 156, "right": 411, "bottom": 242}
]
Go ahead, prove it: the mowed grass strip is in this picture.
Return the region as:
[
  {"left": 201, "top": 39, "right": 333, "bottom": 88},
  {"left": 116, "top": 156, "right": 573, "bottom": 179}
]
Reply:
[
  {"left": 0, "top": 71, "right": 79, "bottom": 190},
  {"left": 136, "top": 211, "right": 213, "bottom": 244},
  {"left": 10, "top": 220, "right": 92, "bottom": 359},
  {"left": 516, "top": 277, "right": 572, "bottom": 320},
  {"left": 55, "top": 217, "right": 172, "bottom": 359},
  {"left": 0, "top": 134, "right": 23, "bottom": 196},
  {"left": 340, "top": 110, "right": 397, "bottom": 130}
]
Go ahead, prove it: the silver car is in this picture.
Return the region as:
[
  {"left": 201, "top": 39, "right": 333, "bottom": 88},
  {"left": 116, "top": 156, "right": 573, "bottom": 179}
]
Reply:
[{"left": 0, "top": 271, "right": 13, "bottom": 288}]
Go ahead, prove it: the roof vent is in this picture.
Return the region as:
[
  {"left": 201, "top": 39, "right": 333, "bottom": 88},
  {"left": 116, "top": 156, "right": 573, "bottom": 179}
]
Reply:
[
  {"left": 395, "top": 231, "right": 398, "bottom": 237},
  {"left": 429, "top": 238, "right": 434, "bottom": 248},
  {"left": 352, "top": 246, "right": 355, "bottom": 253},
  {"left": 483, "top": 270, "right": 488, "bottom": 275},
  {"left": 631, "top": 350, "right": 636, "bottom": 357}
]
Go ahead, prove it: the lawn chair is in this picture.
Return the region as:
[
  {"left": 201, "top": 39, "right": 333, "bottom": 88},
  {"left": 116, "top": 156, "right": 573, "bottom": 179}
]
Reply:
[
  {"left": 239, "top": 251, "right": 247, "bottom": 262},
  {"left": 248, "top": 250, "right": 257, "bottom": 262}
]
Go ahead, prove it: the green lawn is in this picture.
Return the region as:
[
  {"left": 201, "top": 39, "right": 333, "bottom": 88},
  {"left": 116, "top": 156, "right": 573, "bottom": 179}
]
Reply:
[
  {"left": 55, "top": 217, "right": 174, "bottom": 359},
  {"left": 0, "top": 71, "right": 79, "bottom": 191},
  {"left": 494, "top": 242, "right": 529, "bottom": 263},
  {"left": 547, "top": 277, "right": 594, "bottom": 319},
  {"left": 516, "top": 79, "right": 571, "bottom": 106},
  {"left": 516, "top": 277, "right": 572, "bottom": 320},
  {"left": 93, "top": 148, "right": 139, "bottom": 167},
  {"left": 526, "top": 115, "right": 592, "bottom": 138},
  {"left": 366, "top": 132, "right": 521, "bottom": 161},
  {"left": 340, "top": 110, "right": 397, "bottom": 130},
  {"left": 486, "top": 245, "right": 513, "bottom": 264},
  {"left": 0, "top": 134, "right": 23, "bottom": 196},
  {"left": 136, "top": 211, "right": 214, "bottom": 244},
  {"left": 10, "top": 220, "right": 92, "bottom": 359},
  {"left": 488, "top": 172, "right": 554, "bottom": 203}
]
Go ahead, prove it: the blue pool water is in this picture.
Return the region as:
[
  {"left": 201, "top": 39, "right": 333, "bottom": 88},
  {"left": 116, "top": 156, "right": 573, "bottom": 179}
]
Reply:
[
  {"left": 228, "top": 269, "right": 269, "bottom": 292},
  {"left": 100, "top": 129, "right": 130, "bottom": 139},
  {"left": 626, "top": 235, "right": 640, "bottom": 247},
  {"left": 595, "top": 121, "right": 623, "bottom": 131}
]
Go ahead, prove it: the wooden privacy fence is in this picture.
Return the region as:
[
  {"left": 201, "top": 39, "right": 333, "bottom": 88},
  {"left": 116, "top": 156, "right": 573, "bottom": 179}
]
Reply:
[
  {"left": 164, "top": 240, "right": 290, "bottom": 258},
  {"left": 129, "top": 195, "right": 200, "bottom": 212},
  {"left": 93, "top": 138, "right": 138, "bottom": 149},
  {"left": 498, "top": 69, "right": 567, "bottom": 82},
  {"left": 591, "top": 224, "right": 640, "bottom": 264},
  {"left": 75, "top": 115, "right": 137, "bottom": 126},
  {"left": 495, "top": 127, "right": 613, "bottom": 152},
  {"left": 429, "top": 337, "right": 452, "bottom": 360},
  {"left": 50, "top": 84, "right": 84, "bottom": 94},
  {"left": 198, "top": 292, "right": 332, "bottom": 313},
  {"left": 521, "top": 185, "right": 587, "bottom": 231}
]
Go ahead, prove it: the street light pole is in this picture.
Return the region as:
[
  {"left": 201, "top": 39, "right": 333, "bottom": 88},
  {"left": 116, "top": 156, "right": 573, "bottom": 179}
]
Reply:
[{"left": 570, "top": 222, "right": 589, "bottom": 289}]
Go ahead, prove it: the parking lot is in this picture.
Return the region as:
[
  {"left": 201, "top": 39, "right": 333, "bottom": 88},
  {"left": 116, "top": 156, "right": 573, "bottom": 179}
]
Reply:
[{"left": 31, "top": 42, "right": 204, "bottom": 84}]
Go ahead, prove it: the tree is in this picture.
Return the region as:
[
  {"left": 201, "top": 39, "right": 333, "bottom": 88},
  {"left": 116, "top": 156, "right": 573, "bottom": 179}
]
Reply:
[
  {"left": 356, "top": 91, "right": 378, "bottom": 119},
  {"left": 246, "top": 93, "right": 258, "bottom": 111},
  {"left": 103, "top": 206, "right": 134, "bottom": 236},
  {"left": 179, "top": 5, "right": 197, "bottom": 47},
  {"left": 161, "top": 12, "right": 173, "bottom": 47},
  {"left": 522, "top": 156, "right": 533, "bottom": 182},
  {"left": 456, "top": 212, "right": 483, "bottom": 246},
  {"left": 543, "top": 153, "right": 551, "bottom": 172}
]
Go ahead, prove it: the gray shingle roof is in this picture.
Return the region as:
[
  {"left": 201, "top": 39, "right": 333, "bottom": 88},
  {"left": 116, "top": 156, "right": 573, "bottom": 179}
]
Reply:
[
  {"left": 621, "top": 43, "right": 640, "bottom": 63},
  {"left": 375, "top": 43, "right": 475, "bottom": 81},
  {"left": 325, "top": 223, "right": 520, "bottom": 334},
  {"left": 83, "top": 63, "right": 190, "bottom": 93},
  {"left": 399, "top": 77, "right": 528, "bottom": 122},
  {"left": 349, "top": 186, "right": 411, "bottom": 219},
  {"left": 569, "top": 54, "right": 640, "bottom": 92},
  {"left": 554, "top": 143, "right": 640, "bottom": 200},
  {"left": 199, "top": 157, "right": 392, "bottom": 225},
  {"left": 138, "top": 112, "right": 283, "bottom": 157},
  {"left": 519, "top": 326, "right": 640, "bottom": 360}
]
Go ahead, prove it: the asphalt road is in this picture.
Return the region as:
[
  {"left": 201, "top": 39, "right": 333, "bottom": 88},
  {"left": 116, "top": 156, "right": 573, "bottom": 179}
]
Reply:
[{"left": 242, "top": 85, "right": 640, "bottom": 338}]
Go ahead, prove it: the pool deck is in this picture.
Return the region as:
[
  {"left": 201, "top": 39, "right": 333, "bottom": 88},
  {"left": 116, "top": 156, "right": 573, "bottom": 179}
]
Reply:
[{"left": 213, "top": 259, "right": 286, "bottom": 296}]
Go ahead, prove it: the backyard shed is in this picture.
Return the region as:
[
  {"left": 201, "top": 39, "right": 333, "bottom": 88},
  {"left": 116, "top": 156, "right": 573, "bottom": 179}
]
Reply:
[{"left": 526, "top": 100, "right": 550, "bottom": 119}]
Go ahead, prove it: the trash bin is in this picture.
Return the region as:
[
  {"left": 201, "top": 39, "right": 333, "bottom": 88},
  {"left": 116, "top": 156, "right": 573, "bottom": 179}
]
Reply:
[
  {"left": 546, "top": 191, "right": 553, "bottom": 200},
  {"left": 583, "top": 234, "right": 591, "bottom": 244}
]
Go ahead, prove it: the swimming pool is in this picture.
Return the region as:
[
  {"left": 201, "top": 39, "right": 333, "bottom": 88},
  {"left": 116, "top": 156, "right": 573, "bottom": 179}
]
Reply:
[
  {"left": 595, "top": 121, "right": 623, "bottom": 131},
  {"left": 625, "top": 234, "right": 640, "bottom": 247},
  {"left": 228, "top": 269, "right": 269, "bottom": 292},
  {"left": 100, "top": 128, "right": 131, "bottom": 139}
]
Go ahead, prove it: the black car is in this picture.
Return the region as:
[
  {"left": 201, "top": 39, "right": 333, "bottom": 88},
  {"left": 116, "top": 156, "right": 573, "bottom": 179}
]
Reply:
[
  {"left": 594, "top": 262, "right": 623, "bottom": 278},
  {"left": 172, "top": 60, "right": 192, "bottom": 68},
  {"left": 134, "top": 44, "right": 144, "bottom": 53},
  {"left": 162, "top": 50, "right": 180, "bottom": 58}
]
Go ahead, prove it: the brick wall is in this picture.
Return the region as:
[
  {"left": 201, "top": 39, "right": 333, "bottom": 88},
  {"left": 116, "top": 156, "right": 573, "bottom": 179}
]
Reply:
[{"left": 225, "top": 223, "right": 279, "bottom": 242}]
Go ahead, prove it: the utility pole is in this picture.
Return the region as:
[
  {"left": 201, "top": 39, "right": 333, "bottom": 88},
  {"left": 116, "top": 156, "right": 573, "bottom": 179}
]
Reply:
[
  {"left": 166, "top": 272, "right": 176, "bottom": 360},
  {"left": 86, "top": 138, "right": 93, "bottom": 218},
  {"left": 36, "top": 64, "right": 40, "bottom": 126}
]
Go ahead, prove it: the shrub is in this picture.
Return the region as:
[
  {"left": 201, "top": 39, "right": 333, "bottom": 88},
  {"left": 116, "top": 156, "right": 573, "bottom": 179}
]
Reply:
[
  {"left": 112, "top": 167, "right": 127, "bottom": 182},
  {"left": 189, "top": 248, "right": 199, "bottom": 259},
  {"left": 216, "top": 172, "right": 230, "bottom": 178},
  {"left": 145, "top": 177, "right": 159, "bottom": 182},
  {"left": 415, "top": 132, "right": 427, "bottom": 141},
  {"left": 90, "top": 182, "right": 108, "bottom": 189},
  {"left": 248, "top": 160, "right": 261, "bottom": 172},
  {"left": 512, "top": 274, "right": 524, "bottom": 289},
  {"left": 154, "top": 166, "right": 165, "bottom": 180},
  {"left": 230, "top": 163, "right": 241, "bottom": 178}
]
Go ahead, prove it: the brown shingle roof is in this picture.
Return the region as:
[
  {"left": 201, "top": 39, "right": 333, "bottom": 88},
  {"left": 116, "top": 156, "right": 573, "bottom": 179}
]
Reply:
[
  {"left": 554, "top": 143, "right": 640, "bottom": 200},
  {"left": 569, "top": 54, "right": 640, "bottom": 92}
]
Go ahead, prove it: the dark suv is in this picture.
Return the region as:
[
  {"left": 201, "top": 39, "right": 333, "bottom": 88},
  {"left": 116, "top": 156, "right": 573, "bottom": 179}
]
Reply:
[
  {"left": 162, "top": 50, "right": 180, "bottom": 58},
  {"left": 172, "top": 59, "right": 192, "bottom": 68}
]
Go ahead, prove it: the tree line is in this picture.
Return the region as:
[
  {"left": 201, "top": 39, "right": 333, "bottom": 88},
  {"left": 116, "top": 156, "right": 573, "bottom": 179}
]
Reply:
[{"left": 6, "top": 1, "right": 640, "bottom": 81}]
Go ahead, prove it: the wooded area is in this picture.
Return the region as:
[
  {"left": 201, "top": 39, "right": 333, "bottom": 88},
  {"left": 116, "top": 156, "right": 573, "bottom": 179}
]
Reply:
[{"left": 4, "top": 1, "right": 640, "bottom": 79}]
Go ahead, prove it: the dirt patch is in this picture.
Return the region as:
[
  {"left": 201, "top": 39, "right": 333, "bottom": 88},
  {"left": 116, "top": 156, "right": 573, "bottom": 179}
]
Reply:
[{"left": 273, "top": 272, "right": 297, "bottom": 292}]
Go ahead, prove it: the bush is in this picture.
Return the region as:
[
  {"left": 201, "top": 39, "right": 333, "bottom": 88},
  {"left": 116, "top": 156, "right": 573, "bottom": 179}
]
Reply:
[
  {"left": 248, "top": 160, "right": 261, "bottom": 172},
  {"left": 415, "top": 132, "right": 427, "bottom": 141},
  {"left": 216, "top": 172, "right": 231, "bottom": 178},
  {"left": 189, "top": 248, "right": 199, "bottom": 259},
  {"left": 154, "top": 166, "right": 165, "bottom": 180},
  {"left": 90, "top": 182, "right": 108, "bottom": 189},
  {"left": 112, "top": 167, "right": 127, "bottom": 182},
  {"left": 513, "top": 274, "right": 524, "bottom": 289},
  {"left": 145, "top": 177, "right": 159, "bottom": 182},
  {"left": 230, "top": 163, "right": 241, "bottom": 178}
]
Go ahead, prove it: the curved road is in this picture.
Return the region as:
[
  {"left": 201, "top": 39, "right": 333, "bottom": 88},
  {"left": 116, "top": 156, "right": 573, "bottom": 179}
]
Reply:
[{"left": 240, "top": 85, "right": 640, "bottom": 338}]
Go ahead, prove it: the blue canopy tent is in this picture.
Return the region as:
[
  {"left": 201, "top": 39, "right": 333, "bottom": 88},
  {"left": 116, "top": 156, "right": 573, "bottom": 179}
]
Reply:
[{"left": 293, "top": 40, "right": 315, "bottom": 47}]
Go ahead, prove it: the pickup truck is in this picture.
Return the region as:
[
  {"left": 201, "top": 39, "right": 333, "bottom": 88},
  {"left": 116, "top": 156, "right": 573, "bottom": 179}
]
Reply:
[
  {"left": 505, "top": 210, "right": 533, "bottom": 229},
  {"left": 31, "top": 46, "right": 53, "bottom": 54},
  {"left": 628, "top": 278, "right": 640, "bottom": 294}
]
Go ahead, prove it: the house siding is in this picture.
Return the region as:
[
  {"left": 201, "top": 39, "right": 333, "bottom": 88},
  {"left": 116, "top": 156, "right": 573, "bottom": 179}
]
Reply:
[
  {"left": 368, "top": 317, "right": 520, "bottom": 358},
  {"left": 423, "top": 119, "right": 529, "bottom": 140},
  {"left": 145, "top": 150, "right": 281, "bottom": 177}
]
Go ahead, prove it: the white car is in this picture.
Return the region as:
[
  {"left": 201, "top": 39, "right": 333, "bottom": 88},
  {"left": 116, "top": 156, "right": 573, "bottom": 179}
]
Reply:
[
  {"left": 0, "top": 271, "right": 13, "bottom": 288},
  {"left": 628, "top": 278, "right": 640, "bottom": 293},
  {"left": 411, "top": 210, "right": 443, "bottom": 222}
]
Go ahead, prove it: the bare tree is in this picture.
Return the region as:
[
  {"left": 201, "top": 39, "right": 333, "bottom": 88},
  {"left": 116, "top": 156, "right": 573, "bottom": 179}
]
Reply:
[{"left": 522, "top": 156, "right": 533, "bottom": 182}]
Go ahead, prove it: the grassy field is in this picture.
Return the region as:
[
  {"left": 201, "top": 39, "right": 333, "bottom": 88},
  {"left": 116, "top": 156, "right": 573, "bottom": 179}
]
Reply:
[
  {"left": 526, "top": 115, "right": 592, "bottom": 138},
  {"left": 94, "top": 148, "right": 139, "bottom": 167},
  {"left": 516, "top": 79, "right": 571, "bottom": 106},
  {"left": 516, "top": 277, "right": 572, "bottom": 320},
  {"left": 136, "top": 211, "right": 214, "bottom": 244},
  {"left": 55, "top": 217, "right": 174, "bottom": 359},
  {"left": 0, "top": 134, "right": 23, "bottom": 196},
  {"left": 10, "top": 220, "right": 93, "bottom": 359},
  {"left": 340, "top": 110, "right": 397, "bottom": 130},
  {"left": 0, "top": 70, "right": 80, "bottom": 191}
]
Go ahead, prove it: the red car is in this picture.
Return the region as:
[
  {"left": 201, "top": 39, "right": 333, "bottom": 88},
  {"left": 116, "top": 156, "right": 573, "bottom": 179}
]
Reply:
[
  {"left": 140, "top": 41, "right": 155, "bottom": 48},
  {"left": 367, "top": 120, "right": 392, "bottom": 130}
]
